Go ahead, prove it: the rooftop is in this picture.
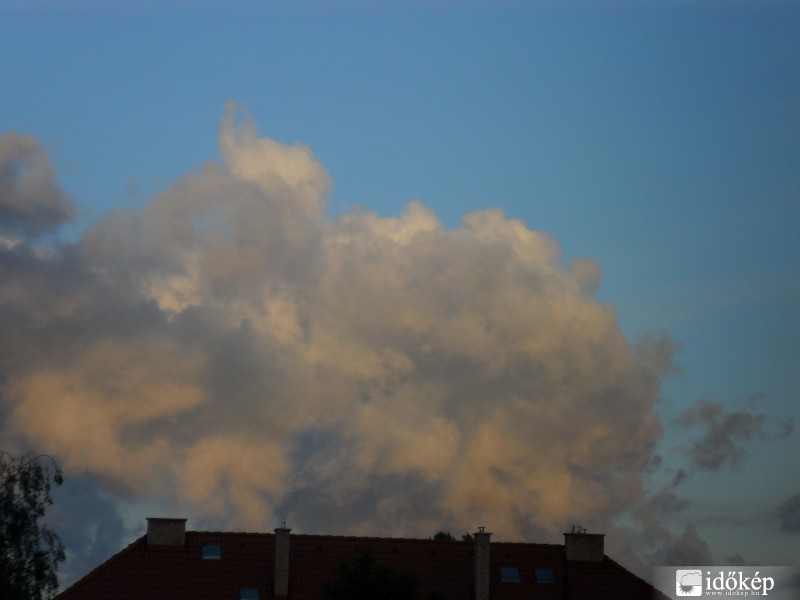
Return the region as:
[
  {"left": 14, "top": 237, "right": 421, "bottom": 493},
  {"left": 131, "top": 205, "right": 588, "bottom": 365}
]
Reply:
[{"left": 57, "top": 525, "right": 668, "bottom": 599}]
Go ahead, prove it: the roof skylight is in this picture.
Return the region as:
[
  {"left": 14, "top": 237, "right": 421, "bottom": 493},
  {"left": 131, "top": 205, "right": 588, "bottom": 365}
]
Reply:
[
  {"left": 201, "top": 544, "right": 222, "bottom": 559},
  {"left": 534, "top": 568, "right": 556, "bottom": 583},
  {"left": 500, "top": 566, "right": 520, "bottom": 582}
]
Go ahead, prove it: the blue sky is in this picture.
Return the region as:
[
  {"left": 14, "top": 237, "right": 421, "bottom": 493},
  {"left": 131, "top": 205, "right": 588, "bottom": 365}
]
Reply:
[{"left": 2, "top": 0, "right": 799, "bottom": 589}]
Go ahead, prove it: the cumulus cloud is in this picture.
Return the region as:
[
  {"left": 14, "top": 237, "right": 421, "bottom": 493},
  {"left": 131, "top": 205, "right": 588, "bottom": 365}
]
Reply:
[
  {"left": 0, "top": 132, "right": 76, "bottom": 235},
  {"left": 1, "top": 105, "right": 679, "bottom": 573}
]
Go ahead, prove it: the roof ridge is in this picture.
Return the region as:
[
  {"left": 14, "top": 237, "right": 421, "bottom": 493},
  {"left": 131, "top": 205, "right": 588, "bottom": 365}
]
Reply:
[
  {"left": 187, "top": 531, "right": 468, "bottom": 541},
  {"left": 187, "top": 530, "right": 270, "bottom": 536},
  {"left": 183, "top": 530, "right": 566, "bottom": 548},
  {"left": 493, "top": 540, "right": 563, "bottom": 547},
  {"left": 287, "top": 533, "right": 472, "bottom": 542}
]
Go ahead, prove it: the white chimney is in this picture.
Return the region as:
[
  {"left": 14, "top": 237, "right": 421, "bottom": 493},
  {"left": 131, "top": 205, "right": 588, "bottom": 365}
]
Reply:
[{"left": 473, "top": 527, "right": 491, "bottom": 600}]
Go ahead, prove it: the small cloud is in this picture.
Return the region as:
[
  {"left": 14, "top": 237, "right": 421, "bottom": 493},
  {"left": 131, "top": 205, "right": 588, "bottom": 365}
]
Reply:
[
  {"left": 676, "top": 398, "right": 789, "bottom": 471},
  {"left": 671, "top": 469, "right": 687, "bottom": 487},
  {"left": 775, "top": 493, "right": 800, "bottom": 534},
  {"left": 725, "top": 553, "right": 747, "bottom": 566},
  {"left": 0, "top": 132, "right": 76, "bottom": 236},
  {"left": 631, "top": 492, "right": 712, "bottom": 570},
  {"left": 654, "top": 525, "right": 713, "bottom": 567}
]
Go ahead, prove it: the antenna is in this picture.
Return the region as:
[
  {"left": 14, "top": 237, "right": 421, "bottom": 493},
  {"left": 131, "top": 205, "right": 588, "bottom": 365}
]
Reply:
[{"left": 571, "top": 524, "right": 587, "bottom": 534}]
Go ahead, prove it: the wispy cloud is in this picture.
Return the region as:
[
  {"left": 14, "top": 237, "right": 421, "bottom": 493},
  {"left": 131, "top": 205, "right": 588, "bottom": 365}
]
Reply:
[
  {"left": 775, "top": 493, "right": 800, "bottom": 534},
  {"left": 675, "top": 397, "right": 793, "bottom": 471}
]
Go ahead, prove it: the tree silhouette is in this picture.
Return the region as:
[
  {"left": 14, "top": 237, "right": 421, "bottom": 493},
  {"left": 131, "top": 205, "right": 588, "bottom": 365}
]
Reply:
[
  {"left": 0, "top": 452, "right": 65, "bottom": 600},
  {"left": 322, "top": 549, "right": 418, "bottom": 600}
]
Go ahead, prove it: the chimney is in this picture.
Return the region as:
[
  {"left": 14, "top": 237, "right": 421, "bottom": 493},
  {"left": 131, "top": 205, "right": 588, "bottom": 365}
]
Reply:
[
  {"left": 274, "top": 526, "right": 291, "bottom": 599},
  {"left": 563, "top": 525, "right": 604, "bottom": 562},
  {"left": 473, "top": 527, "right": 491, "bottom": 600},
  {"left": 146, "top": 517, "right": 187, "bottom": 546}
]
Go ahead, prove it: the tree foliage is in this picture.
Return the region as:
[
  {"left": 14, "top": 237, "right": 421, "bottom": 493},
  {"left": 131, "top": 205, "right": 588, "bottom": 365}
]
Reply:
[
  {"left": 432, "top": 530, "right": 472, "bottom": 542},
  {"left": 0, "top": 451, "right": 65, "bottom": 600},
  {"left": 322, "top": 549, "right": 419, "bottom": 600}
]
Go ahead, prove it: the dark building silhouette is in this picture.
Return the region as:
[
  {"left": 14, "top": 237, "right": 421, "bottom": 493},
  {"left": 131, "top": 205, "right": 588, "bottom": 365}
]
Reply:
[{"left": 56, "top": 519, "right": 668, "bottom": 599}]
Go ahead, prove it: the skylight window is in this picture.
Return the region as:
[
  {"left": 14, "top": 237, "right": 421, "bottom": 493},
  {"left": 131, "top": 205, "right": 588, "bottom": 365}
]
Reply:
[
  {"left": 500, "top": 566, "right": 520, "bottom": 582},
  {"left": 239, "top": 589, "right": 260, "bottom": 600},
  {"left": 201, "top": 544, "right": 222, "bottom": 559},
  {"left": 534, "top": 568, "right": 556, "bottom": 583}
]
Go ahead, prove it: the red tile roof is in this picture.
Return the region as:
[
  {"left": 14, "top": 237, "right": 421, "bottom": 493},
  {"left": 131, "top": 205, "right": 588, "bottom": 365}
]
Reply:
[{"left": 56, "top": 530, "right": 669, "bottom": 599}]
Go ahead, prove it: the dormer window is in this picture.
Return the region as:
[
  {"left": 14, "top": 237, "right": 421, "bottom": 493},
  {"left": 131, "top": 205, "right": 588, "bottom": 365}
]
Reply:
[{"left": 500, "top": 566, "right": 520, "bottom": 582}]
